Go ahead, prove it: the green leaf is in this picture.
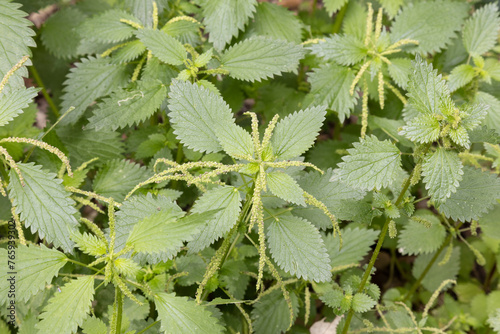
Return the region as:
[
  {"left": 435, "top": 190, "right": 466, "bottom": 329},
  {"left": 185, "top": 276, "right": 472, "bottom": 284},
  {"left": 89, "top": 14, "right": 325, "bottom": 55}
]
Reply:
[
  {"left": 463, "top": 3, "right": 500, "bottom": 57},
  {"left": 412, "top": 247, "right": 460, "bottom": 292},
  {"left": 168, "top": 80, "right": 235, "bottom": 154},
  {"left": 78, "top": 9, "right": 141, "bottom": 43},
  {"left": 127, "top": 210, "right": 209, "bottom": 257},
  {"left": 82, "top": 316, "right": 107, "bottom": 334},
  {"left": 188, "top": 185, "right": 242, "bottom": 252},
  {"left": 476, "top": 91, "right": 500, "bottom": 136},
  {"left": 248, "top": 2, "right": 302, "bottom": 44},
  {"left": 324, "top": 227, "right": 379, "bottom": 269},
  {"left": 202, "top": 0, "right": 257, "bottom": 50},
  {"left": 448, "top": 64, "right": 475, "bottom": 92},
  {"left": 125, "top": 0, "right": 169, "bottom": 28},
  {"left": 439, "top": 167, "right": 500, "bottom": 222},
  {"left": 215, "top": 122, "right": 254, "bottom": 159},
  {"left": 93, "top": 159, "right": 151, "bottom": 202},
  {"left": 8, "top": 162, "right": 79, "bottom": 252},
  {"left": 41, "top": 7, "right": 85, "bottom": 60},
  {"left": 0, "top": 244, "right": 66, "bottom": 305},
  {"left": 0, "top": 1, "right": 35, "bottom": 94},
  {"left": 307, "top": 64, "right": 357, "bottom": 122},
  {"left": 487, "top": 308, "right": 500, "bottom": 332},
  {"left": 154, "top": 292, "right": 224, "bottom": 333},
  {"left": 57, "top": 125, "right": 124, "bottom": 168},
  {"left": 352, "top": 293, "right": 376, "bottom": 313},
  {"left": 390, "top": 1, "right": 468, "bottom": 54},
  {"left": 267, "top": 213, "right": 331, "bottom": 282},
  {"left": 161, "top": 18, "right": 201, "bottom": 46},
  {"left": 220, "top": 37, "right": 305, "bottom": 82},
  {"left": 320, "top": 288, "right": 344, "bottom": 309},
  {"left": 60, "top": 57, "right": 130, "bottom": 125},
  {"left": 71, "top": 231, "right": 107, "bottom": 257},
  {"left": 87, "top": 79, "right": 167, "bottom": 131},
  {"left": 422, "top": 148, "right": 463, "bottom": 203},
  {"left": 271, "top": 106, "right": 326, "bottom": 160},
  {"left": 333, "top": 135, "right": 402, "bottom": 191},
  {"left": 378, "top": 0, "right": 404, "bottom": 18},
  {"left": 136, "top": 28, "right": 187, "bottom": 65},
  {"left": 111, "top": 40, "right": 147, "bottom": 64},
  {"left": 295, "top": 169, "right": 366, "bottom": 229},
  {"left": 399, "top": 113, "right": 440, "bottom": 144},
  {"left": 387, "top": 58, "right": 412, "bottom": 89},
  {"left": 309, "top": 34, "right": 366, "bottom": 66},
  {"left": 0, "top": 87, "right": 38, "bottom": 127},
  {"left": 36, "top": 276, "right": 95, "bottom": 334},
  {"left": 323, "top": 0, "right": 349, "bottom": 15},
  {"left": 251, "top": 289, "right": 299, "bottom": 334},
  {"left": 266, "top": 171, "right": 305, "bottom": 206},
  {"left": 114, "top": 194, "right": 184, "bottom": 262},
  {"left": 398, "top": 210, "right": 446, "bottom": 255},
  {"left": 406, "top": 56, "right": 449, "bottom": 116}
]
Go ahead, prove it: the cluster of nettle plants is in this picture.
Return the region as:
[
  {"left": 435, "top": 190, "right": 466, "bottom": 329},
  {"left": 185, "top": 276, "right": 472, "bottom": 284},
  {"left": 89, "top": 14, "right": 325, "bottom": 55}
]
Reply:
[{"left": 1, "top": 0, "right": 500, "bottom": 333}]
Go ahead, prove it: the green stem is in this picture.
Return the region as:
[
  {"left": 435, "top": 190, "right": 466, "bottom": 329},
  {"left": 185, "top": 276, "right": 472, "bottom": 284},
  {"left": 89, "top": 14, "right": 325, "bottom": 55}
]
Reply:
[
  {"left": 341, "top": 145, "right": 431, "bottom": 333},
  {"left": 136, "top": 321, "right": 159, "bottom": 334},
  {"left": 332, "top": 3, "right": 348, "bottom": 34},
  {"left": 201, "top": 197, "right": 253, "bottom": 302},
  {"left": 29, "top": 65, "right": 60, "bottom": 118},
  {"left": 403, "top": 234, "right": 452, "bottom": 302},
  {"left": 115, "top": 287, "right": 123, "bottom": 334}
]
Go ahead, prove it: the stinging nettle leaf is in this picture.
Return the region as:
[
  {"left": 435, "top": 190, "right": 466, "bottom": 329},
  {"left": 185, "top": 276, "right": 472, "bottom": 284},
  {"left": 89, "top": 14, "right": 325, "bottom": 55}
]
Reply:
[
  {"left": 271, "top": 105, "right": 326, "bottom": 160},
  {"left": 36, "top": 276, "right": 95, "bottom": 334},
  {"left": 422, "top": 148, "right": 463, "bottom": 203},
  {"left": 168, "top": 80, "right": 235, "bottom": 154},
  {"left": 188, "top": 185, "right": 242, "bottom": 253},
  {"left": 60, "top": 56, "right": 130, "bottom": 125},
  {"left": 93, "top": 159, "right": 151, "bottom": 203},
  {"left": 114, "top": 194, "right": 184, "bottom": 263},
  {"left": 439, "top": 166, "right": 500, "bottom": 222},
  {"left": 249, "top": 2, "right": 302, "bottom": 44},
  {"left": 0, "top": 1, "right": 35, "bottom": 94},
  {"left": 126, "top": 209, "right": 203, "bottom": 256},
  {"left": 87, "top": 79, "right": 167, "bottom": 131},
  {"left": 71, "top": 231, "right": 107, "bottom": 257},
  {"left": 136, "top": 28, "right": 187, "bottom": 66},
  {"left": 448, "top": 64, "right": 475, "bottom": 92},
  {"left": 462, "top": 3, "right": 500, "bottom": 57},
  {"left": 324, "top": 227, "right": 379, "bottom": 269},
  {"left": 221, "top": 36, "right": 305, "bottom": 82},
  {"left": 78, "top": 9, "right": 141, "bottom": 43},
  {"left": 406, "top": 56, "right": 449, "bottom": 116},
  {"left": 308, "top": 34, "right": 366, "bottom": 66},
  {"left": 202, "top": 0, "right": 257, "bottom": 50},
  {"left": 352, "top": 293, "right": 376, "bottom": 313},
  {"left": 0, "top": 87, "right": 38, "bottom": 127},
  {"left": 399, "top": 113, "right": 440, "bottom": 144},
  {"left": 267, "top": 213, "right": 332, "bottom": 282},
  {"left": 8, "top": 162, "right": 79, "bottom": 252},
  {"left": 333, "top": 135, "right": 402, "bottom": 191},
  {"left": 251, "top": 289, "right": 299, "bottom": 334},
  {"left": 0, "top": 244, "right": 66, "bottom": 305},
  {"left": 398, "top": 210, "right": 446, "bottom": 255},
  {"left": 390, "top": 0, "right": 469, "bottom": 54},
  {"left": 266, "top": 171, "right": 306, "bottom": 206},
  {"left": 41, "top": 7, "right": 86, "bottom": 60},
  {"left": 307, "top": 63, "right": 357, "bottom": 122},
  {"left": 155, "top": 292, "right": 225, "bottom": 333}
]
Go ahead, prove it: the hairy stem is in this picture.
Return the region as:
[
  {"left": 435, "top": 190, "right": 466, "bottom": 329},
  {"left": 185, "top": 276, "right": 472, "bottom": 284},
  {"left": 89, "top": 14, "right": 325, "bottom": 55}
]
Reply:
[
  {"left": 332, "top": 3, "right": 348, "bottom": 34},
  {"left": 114, "top": 287, "right": 124, "bottom": 334},
  {"left": 341, "top": 144, "right": 430, "bottom": 333}
]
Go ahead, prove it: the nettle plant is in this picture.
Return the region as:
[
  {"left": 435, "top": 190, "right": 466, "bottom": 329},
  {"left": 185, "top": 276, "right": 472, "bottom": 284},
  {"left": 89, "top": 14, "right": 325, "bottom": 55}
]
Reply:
[{"left": 2, "top": 0, "right": 500, "bottom": 333}]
